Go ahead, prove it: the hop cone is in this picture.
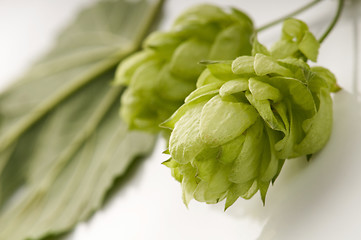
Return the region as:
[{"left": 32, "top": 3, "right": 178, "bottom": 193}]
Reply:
[
  {"left": 114, "top": 4, "right": 254, "bottom": 132},
  {"left": 161, "top": 19, "right": 340, "bottom": 208}
]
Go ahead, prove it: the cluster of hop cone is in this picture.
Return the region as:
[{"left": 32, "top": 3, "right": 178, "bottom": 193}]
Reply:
[{"left": 115, "top": 4, "right": 340, "bottom": 209}]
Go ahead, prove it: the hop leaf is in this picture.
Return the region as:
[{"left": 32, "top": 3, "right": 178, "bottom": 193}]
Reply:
[
  {"left": 161, "top": 20, "right": 339, "bottom": 208},
  {"left": 115, "top": 4, "right": 255, "bottom": 132}
]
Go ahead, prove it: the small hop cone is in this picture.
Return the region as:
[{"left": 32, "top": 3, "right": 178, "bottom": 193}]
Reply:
[
  {"left": 114, "top": 4, "right": 255, "bottom": 132},
  {"left": 161, "top": 19, "right": 339, "bottom": 209}
]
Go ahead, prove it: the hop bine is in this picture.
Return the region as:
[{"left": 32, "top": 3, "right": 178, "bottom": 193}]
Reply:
[
  {"left": 161, "top": 19, "right": 340, "bottom": 209},
  {"left": 114, "top": 4, "right": 255, "bottom": 132}
]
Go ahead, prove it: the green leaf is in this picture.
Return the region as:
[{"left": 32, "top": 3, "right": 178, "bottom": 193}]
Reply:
[
  {"left": 0, "top": 0, "right": 162, "bottom": 239},
  {"left": 0, "top": 87, "right": 155, "bottom": 240}
]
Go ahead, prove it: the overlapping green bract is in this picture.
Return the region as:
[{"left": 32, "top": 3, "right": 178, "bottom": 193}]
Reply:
[
  {"left": 114, "top": 4, "right": 254, "bottom": 132},
  {"left": 161, "top": 19, "right": 340, "bottom": 209}
]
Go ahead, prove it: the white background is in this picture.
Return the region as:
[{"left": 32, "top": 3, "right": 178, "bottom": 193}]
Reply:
[{"left": 0, "top": 0, "right": 361, "bottom": 239}]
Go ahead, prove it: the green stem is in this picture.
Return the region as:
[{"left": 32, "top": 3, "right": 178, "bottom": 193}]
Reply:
[
  {"left": 318, "top": 0, "right": 344, "bottom": 43},
  {"left": 257, "top": 0, "right": 321, "bottom": 32}
]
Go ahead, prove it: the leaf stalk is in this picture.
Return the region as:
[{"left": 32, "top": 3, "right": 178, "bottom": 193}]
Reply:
[
  {"left": 318, "top": 0, "right": 345, "bottom": 43},
  {"left": 256, "top": 0, "right": 321, "bottom": 32}
]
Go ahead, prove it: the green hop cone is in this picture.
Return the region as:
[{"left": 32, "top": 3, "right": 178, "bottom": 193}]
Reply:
[
  {"left": 161, "top": 18, "right": 340, "bottom": 209},
  {"left": 114, "top": 4, "right": 254, "bottom": 132},
  {"left": 269, "top": 18, "right": 320, "bottom": 62}
]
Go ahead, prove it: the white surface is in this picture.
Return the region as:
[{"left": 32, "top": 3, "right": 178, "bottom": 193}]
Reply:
[{"left": 0, "top": 0, "right": 361, "bottom": 240}]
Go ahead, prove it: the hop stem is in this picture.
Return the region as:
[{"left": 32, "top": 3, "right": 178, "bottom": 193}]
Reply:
[
  {"left": 256, "top": 0, "right": 321, "bottom": 32},
  {"left": 318, "top": 0, "right": 345, "bottom": 43}
]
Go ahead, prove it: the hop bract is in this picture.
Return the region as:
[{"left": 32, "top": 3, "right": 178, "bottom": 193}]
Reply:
[
  {"left": 114, "top": 4, "right": 254, "bottom": 131},
  {"left": 161, "top": 19, "right": 340, "bottom": 209}
]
